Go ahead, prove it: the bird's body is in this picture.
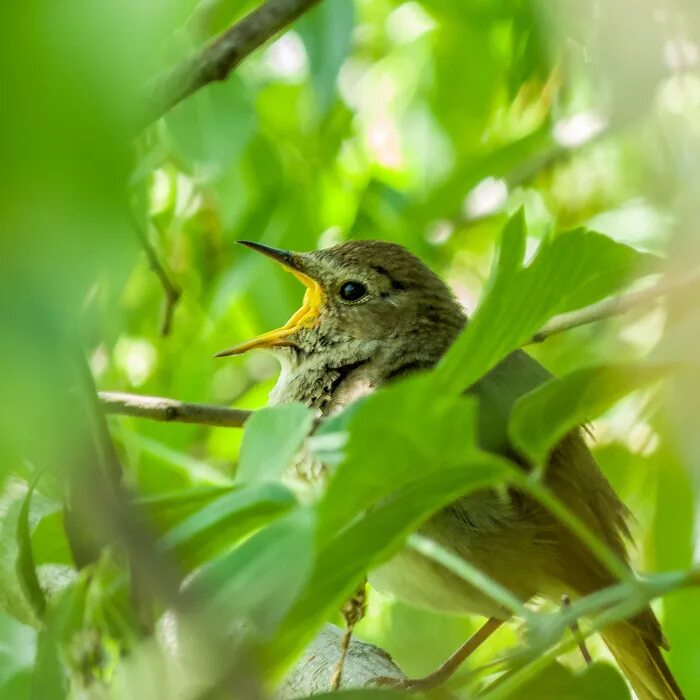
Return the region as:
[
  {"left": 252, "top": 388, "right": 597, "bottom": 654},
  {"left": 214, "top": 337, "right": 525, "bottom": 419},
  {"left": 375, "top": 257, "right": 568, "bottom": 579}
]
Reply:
[{"left": 219, "top": 239, "right": 683, "bottom": 700}]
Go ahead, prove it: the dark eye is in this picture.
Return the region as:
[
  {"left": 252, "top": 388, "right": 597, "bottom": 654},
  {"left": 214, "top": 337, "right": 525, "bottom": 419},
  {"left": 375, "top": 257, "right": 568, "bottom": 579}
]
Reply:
[{"left": 339, "top": 281, "right": 367, "bottom": 302}]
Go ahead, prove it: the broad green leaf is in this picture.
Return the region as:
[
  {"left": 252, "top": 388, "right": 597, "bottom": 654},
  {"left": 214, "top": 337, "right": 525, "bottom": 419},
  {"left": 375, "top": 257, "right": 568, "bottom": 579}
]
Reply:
[
  {"left": 161, "top": 482, "right": 296, "bottom": 567},
  {"left": 433, "top": 212, "right": 658, "bottom": 395},
  {"left": 499, "top": 661, "right": 630, "bottom": 700},
  {"left": 318, "top": 374, "right": 481, "bottom": 537},
  {"left": 190, "top": 508, "right": 314, "bottom": 638},
  {"left": 237, "top": 404, "right": 315, "bottom": 483},
  {"left": 297, "top": 0, "right": 354, "bottom": 115},
  {"left": 272, "top": 457, "right": 509, "bottom": 667},
  {"left": 509, "top": 363, "right": 671, "bottom": 464}
]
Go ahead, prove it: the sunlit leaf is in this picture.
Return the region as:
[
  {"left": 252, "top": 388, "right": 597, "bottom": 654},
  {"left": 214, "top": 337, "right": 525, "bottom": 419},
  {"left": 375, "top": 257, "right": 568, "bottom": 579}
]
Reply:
[{"left": 434, "top": 211, "right": 658, "bottom": 395}]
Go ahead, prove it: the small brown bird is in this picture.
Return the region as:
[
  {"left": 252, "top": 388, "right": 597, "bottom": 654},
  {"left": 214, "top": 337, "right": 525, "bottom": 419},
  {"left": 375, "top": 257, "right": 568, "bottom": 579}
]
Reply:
[{"left": 217, "top": 239, "right": 683, "bottom": 700}]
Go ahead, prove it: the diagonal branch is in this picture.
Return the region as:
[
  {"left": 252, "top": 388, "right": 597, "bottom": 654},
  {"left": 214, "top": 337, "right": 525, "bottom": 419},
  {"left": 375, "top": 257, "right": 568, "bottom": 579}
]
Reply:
[{"left": 147, "top": 0, "right": 322, "bottom": 123}]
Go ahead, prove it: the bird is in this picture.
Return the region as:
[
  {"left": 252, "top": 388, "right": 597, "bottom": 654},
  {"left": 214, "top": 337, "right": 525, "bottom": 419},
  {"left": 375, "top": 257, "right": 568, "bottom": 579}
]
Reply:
[{"left": 216, "top": 239, "right": 684, "bottom": 700}]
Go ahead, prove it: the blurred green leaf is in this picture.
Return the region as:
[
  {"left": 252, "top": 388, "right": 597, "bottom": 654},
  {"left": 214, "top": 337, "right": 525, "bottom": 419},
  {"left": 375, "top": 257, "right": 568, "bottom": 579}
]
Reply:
[
  {"left": 0, "top": 612, "right": 35, "bottom": 689},
  {"left": 137, "top": 485, "right": 232, "bottom": 530},
  {"left": 191, "top": 508, "right": 314, "bottom": 637},
  {"left": 31, "top": 511, "right": 72, "bottom": 568},
  {"left": 31, "top": 577, "right": 89, "bottom": 700},
  {"left": 237, "top": 404, "right": 315, "bottom": 483},
  {"left": 165, "top": 76, "right": 255, "bottom": 170},
  {"left": 161, "top": 482, "right": 296, "bottom": 567},
  {"left": 509, "top": 363, "right": 671, "bottom": 464},
  {"left": 297, "top": 0, "right": 354, "bottom": 115},
  {"left": 16, "top": 474, "right": 47, "bottom": 620},
  {"left": 503, "top": 661, "right": 630, "bottom": 700}
]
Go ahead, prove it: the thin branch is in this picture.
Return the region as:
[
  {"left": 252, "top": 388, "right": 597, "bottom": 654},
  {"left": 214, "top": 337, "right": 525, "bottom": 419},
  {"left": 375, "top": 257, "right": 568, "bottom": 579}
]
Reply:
[
  {"left": 529, "top": 268, "right": 700, "bottom": 343},
  {"left": 147, "top": 0, "right": 322, "bottom": 123},
  {"left": 99, "top": 391, "right": 251, "bottom": 427},
  {"left": 130, "top": 214, "right": 182, "bottom": 336}
]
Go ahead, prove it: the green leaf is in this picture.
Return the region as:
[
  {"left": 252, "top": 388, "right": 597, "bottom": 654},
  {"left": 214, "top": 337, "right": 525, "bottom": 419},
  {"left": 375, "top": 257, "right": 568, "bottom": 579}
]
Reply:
[
  {"left": 16, "top": 473, "right": 47, "bottom": 620},
  {"left": 31, "top": 511, "right": 72, "bottom": 567},
  {"left": 137, "top": 485, "right": 233, "bottom": 532},
  {"left": 237, "top": 404, "right": 315, "bottom": 483},
  {"left": 506, "top": 661, "right": 630, "bottom": 700},
  {"left": 190, "top": 508, "right": 315, "bottom": 638},
  {"left": 31, "top": 578, "right": 89, "bottom": 700},
  {"left": 297, "top": 0, "right": 354, "bottom": 115},
  {"left": 318, "top": 374, "right": 482, "bottom": 537},
  {"left": 161, "top": 482, "right": 296, "bottom": 567},
  {"left": 434, "top": 214, "right": 658, "bottom": 395},
  {"left": 272, "top": 457, "right": 509, "bottom": 667},
  {"left": 165, "top": 76, "right": 255, "bottom": 170},
  {"left": 0, "top": 612, "right": 35, "bottom": 688},
  {"left": 509, "top": 363, "right": 671, "bottom": 464}
]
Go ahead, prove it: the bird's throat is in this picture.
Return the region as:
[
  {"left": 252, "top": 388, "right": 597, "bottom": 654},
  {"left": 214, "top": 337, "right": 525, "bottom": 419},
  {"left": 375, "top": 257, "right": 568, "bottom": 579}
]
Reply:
[{"left": 269, "top": 352, "right": 374, "bottom": 414}]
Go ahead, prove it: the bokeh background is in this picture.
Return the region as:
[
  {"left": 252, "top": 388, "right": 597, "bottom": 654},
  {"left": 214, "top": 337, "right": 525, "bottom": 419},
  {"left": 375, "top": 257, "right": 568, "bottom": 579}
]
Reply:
[{"left": 2, "top": 0, "right": 700, "bottom": 697}]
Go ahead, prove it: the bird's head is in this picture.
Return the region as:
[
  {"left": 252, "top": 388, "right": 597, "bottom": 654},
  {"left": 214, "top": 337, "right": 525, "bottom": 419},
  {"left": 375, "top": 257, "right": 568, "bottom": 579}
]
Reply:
[{"left": 215, "top": 240, "right": 466, "bottom": 370}]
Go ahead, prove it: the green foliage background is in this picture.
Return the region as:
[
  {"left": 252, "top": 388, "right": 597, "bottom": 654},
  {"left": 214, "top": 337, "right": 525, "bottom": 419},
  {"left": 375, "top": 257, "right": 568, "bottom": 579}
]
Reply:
[{"left": 1, "top": 1, "right": 700, "bottom": 698}]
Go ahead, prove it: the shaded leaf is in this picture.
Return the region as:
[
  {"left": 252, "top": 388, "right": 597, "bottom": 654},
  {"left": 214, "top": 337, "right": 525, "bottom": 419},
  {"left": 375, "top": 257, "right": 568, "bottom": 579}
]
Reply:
[
  {"left": 165, "top": 76, "right": 255, "bottom": 170},
  {"left": 272, "top": 457, "right": 509, "bottom": 666},
  {"left": 511, "top": 661, "right": 630, "bottom": 700},
  {"left": 509, "top": 363, "right": 671, "bottom": 464},
  {"left": 161, "top": 482, "right": 296, "bottom": 567}
]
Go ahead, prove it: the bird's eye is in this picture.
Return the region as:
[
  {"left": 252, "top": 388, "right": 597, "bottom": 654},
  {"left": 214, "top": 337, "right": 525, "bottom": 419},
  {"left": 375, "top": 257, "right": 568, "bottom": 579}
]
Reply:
[{"left": 339, "top": 281, "right": 367, "bottom": 302}]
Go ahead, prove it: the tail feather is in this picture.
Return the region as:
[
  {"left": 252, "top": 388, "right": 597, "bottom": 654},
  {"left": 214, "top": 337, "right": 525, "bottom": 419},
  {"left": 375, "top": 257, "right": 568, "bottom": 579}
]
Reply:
[{"left": 602, "top": 622, "right": 684, "bottom": 700}]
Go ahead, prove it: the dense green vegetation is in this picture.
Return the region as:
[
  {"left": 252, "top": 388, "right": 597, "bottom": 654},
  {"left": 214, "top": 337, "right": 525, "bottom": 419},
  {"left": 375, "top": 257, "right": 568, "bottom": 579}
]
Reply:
[{"left": 2, "top": 1, "right": 700, "bottom": 698}]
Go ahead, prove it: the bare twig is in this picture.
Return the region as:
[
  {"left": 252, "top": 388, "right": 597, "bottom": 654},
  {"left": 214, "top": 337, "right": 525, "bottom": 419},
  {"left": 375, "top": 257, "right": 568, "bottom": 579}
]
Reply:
[
  {"left": 529, "top": 268, "right": 700, "bottom": 343},
  {"left": 130, "top": 215, "right": 182, "bottom": 336},
  {"left": 99, "top": 391, "right": 251, "bottom": 427},
  {"left": 147, "top": 0, "right": 322, "bottom": 123}
]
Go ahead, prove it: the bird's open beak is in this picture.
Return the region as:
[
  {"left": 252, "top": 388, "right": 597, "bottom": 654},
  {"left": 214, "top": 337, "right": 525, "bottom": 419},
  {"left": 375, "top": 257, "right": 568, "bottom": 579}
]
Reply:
[{"left": 214, "top": 241, "right": 323, "bottom": 357}]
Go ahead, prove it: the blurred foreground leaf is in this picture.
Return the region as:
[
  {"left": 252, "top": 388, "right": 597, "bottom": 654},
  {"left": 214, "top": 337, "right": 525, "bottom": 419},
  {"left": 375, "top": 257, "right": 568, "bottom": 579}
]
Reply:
[{"left": 161, "top": 482, "right": 296, "bottom": 568}]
